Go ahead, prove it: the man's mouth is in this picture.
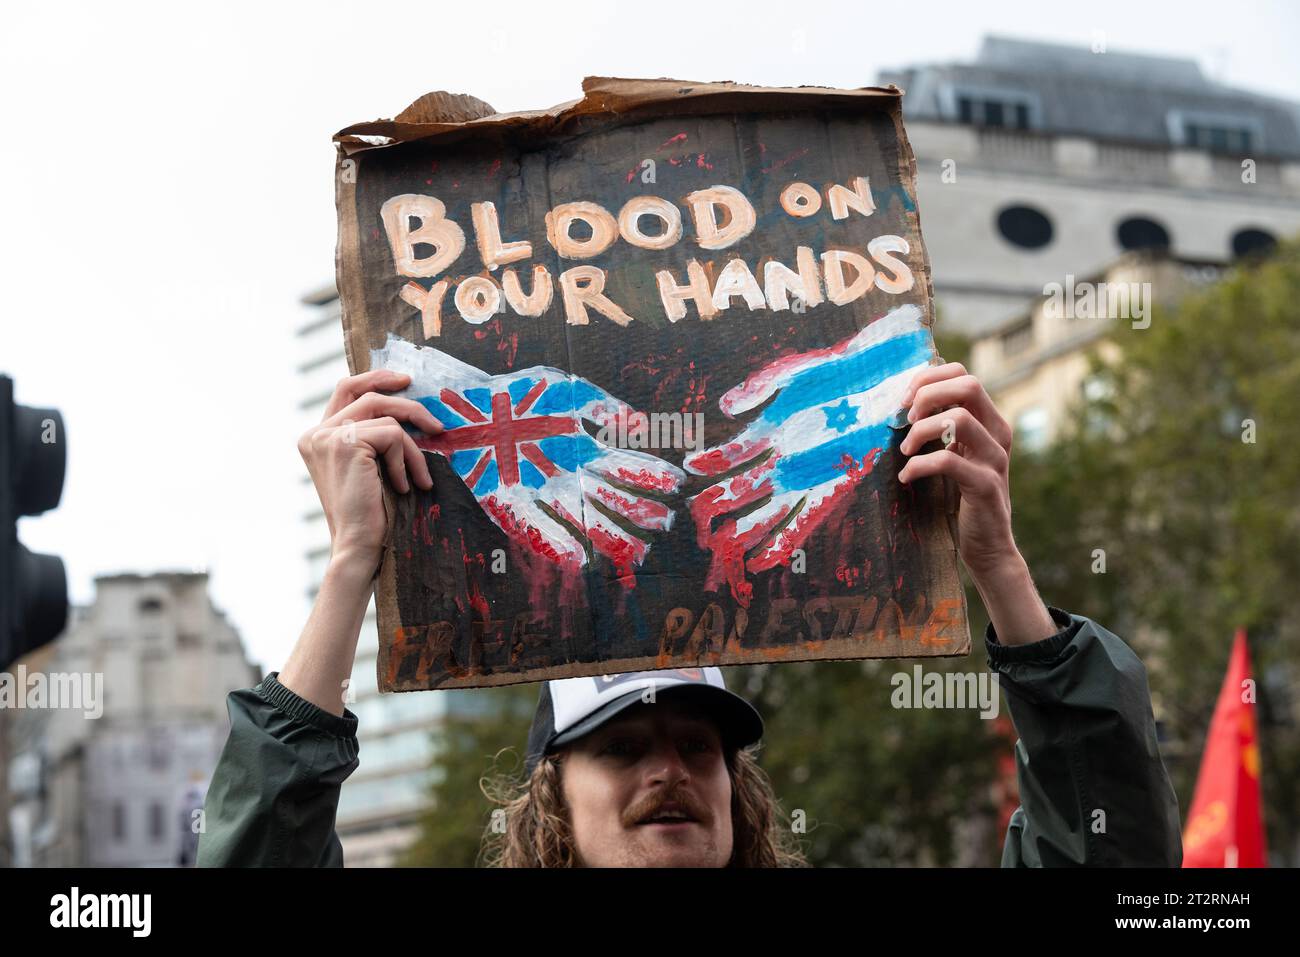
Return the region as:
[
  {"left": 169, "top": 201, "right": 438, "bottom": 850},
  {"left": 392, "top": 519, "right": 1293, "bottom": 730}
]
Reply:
[{"left": 636, "top": 802, "right": 700, "bottom": 827}]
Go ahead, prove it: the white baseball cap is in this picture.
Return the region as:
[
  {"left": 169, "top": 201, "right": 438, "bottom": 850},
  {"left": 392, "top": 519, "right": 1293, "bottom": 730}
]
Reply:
[{"left": 524, "top": 668, "right": 764, "bottom": 775}]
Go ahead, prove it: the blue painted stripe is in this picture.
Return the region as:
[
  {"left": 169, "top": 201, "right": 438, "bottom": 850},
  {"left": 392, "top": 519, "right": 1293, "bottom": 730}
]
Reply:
[
  {"left": 760, "top": 330, "right": 929, "bottom": 424},
  {"left": 771, "top": 422, "right": 893, "bottom": 490},
  {"left": 536, "top": 433, "right": 601, "bottom": 472},
  {"left": 507, "top": 377, "right": 538, "bottom": 404},
  {"left": 450, "top": 449, "right": 483, "bottom": 474},
  {"left": 464, "top": 387, "right": 493, "bottom": 415},
  {"left": 533, "top": 378, "right": 604, "bottom": 415},
  {"left": 519, "top": 459, "right": 546, "bottom": 489},
  {"left": 472, "top": 460, "right": 500, "bottom": 495},
  {"left": 418, "top": 395, "right": 467, "bottom": 429}
]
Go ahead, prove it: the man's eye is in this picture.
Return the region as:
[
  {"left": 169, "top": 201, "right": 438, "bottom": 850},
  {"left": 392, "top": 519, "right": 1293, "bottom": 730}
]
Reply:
[
  {"left": 601, "top": 739, "right": 640, "bottom": 757},
  {"left": 684, "top": 736, "right": 714, "bottom": 753}
]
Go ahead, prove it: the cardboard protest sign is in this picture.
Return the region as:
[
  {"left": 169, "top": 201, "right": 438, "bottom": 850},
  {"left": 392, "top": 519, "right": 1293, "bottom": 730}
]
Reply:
[{"left": 333, "top": 77, "right": 970, "bottom": 691}]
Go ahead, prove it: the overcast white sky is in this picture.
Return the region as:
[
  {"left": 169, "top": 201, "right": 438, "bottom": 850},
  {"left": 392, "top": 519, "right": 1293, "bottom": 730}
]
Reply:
[{"left": 3, "top": 0, "right": 1296, "bottom": 673}]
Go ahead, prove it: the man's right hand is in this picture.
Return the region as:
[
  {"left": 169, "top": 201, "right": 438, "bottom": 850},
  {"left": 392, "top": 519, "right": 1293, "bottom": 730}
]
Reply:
[{"left": 297, "top": 370, "right": 443, "bottom": 575}]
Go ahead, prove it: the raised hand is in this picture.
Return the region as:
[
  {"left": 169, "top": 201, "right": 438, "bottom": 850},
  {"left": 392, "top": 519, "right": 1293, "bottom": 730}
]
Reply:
[
  {"left": 684, "top": 304, "right": 933, "bottom": 605},
  {"left": 897, "top": 359, "right": 1015, "bottom": 577},
  {"left": 297, "top": 369, "right": 442, "bottom": 572},
  {"left": 373, "top": 336, "right": 685, "bottom": 576}
]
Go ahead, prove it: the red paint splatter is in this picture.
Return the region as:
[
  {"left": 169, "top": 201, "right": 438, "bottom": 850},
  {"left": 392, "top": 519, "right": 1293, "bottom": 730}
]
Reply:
[
  {"left": 412, "top": 504, "right": 440, "bottom": 547},
  {"left": 761, "top": 147, "right": 810, "bottom": 175},
  {"left": 457, "top": 528, "right": 490, "bottom": 622},
  {"left": 590, "top": 485, "right": 670, "bottom": 527},
  {"left": 481, "top": 497, "right": 577, "bottom": 568},
  {"left": 658, "top": 132, "right": 688, "bottom": 150},
  {"left": 684, "top": 438, "right": 772, "bottom": 477},
  {"left": 588, "top": 523, "right": 645, "bottom": 588},
  {"left": 485, "top": 158, "right": 501, "bottom": 179},
  {"left": 748, "top": 473, "right": 862, "bottom": 575},
  {"left": 609, "top": 466, "right": 680, "bottom": 493},
  {"left": 498, "top": 329, "right": 519, "bottom": 368}
]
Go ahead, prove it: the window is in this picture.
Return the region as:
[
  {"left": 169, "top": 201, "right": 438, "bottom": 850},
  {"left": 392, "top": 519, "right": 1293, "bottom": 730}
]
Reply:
[
  {"left": 146, "top": 734, "right": 170, "bottom": 771},
  {"left": 1000, "top": 321, "right": 1034, "bottom": 357},
  {"left": 1015, "top": 407, "right": 1050, "bottom": 453},
  {"left": 138, "top": 596, "right": 164, "bottom": 613},
  {"left": 1231, "top": 228, "right": 1277, "bottom": 260},
  {"left": 1167, "top": 110, "right": 1263, "bottom": 155},
  {"left": 952, "top": 88, "right": 1038, "bottom": 130},
  {"left": 996, "top": 205, "right": 1053, "bottom": 250},
  {"left": 1184, "top": 123, "right": 1253, "bottom": 153},
  {"left": 1117, "top": 216, "right": 1171, "bottom": 252},
  {"left": 149, "top": 802, "right": 165, "bottom": 842}
]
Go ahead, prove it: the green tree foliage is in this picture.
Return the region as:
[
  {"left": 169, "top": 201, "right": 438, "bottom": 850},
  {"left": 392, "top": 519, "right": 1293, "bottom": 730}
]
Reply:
[
  {"left": 403, "top": 247, "right": 1300, "bottom": 867},
  {"left": 738, "top": 658, "right": 1004, "bottom": 866},
  {"left": 1010, "top": 240, "right": 1300, "bottom": 863},
  {"left": 399, "top": 685, "right": 536, "bottom": 867}
]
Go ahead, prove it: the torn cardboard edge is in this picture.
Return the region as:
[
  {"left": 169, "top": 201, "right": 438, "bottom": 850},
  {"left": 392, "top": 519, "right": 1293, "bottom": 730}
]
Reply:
[
  {"left": 333, "top": 76, "right": 904, "bottom": 155},
  {"left": 333, "top": 76, "right": 924, "bottom": 378},
  {"left": 333, "top": 77, "right": 970, "bottom": 690}
]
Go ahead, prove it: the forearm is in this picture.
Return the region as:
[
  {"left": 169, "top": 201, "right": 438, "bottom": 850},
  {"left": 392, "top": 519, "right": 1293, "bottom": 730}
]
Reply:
[
  {"left": 279, "top": 550, "right": 376, "bottom": 717},
  {"left": 989, "top": 612, "right": 1183, "bottom": 867},
  {"left": 967, "top": 548, "right": 1056, "bottom": 647}
]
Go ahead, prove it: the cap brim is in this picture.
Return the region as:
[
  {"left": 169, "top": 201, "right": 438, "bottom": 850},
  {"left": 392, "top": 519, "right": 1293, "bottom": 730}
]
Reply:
[{"left": 548, "top": 682, "right": 763, "bottom": 755}]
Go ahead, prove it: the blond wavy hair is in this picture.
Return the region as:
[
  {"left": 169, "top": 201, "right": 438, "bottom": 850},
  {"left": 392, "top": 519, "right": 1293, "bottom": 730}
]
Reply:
[{"left": 478, "top": 744, "right": 808, "bottom": 867}]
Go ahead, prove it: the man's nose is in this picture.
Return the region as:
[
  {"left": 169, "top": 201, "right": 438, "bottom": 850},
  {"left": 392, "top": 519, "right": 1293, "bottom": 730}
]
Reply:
[{"left": 644, "top": 739, "right": 690, "bottom": 786}]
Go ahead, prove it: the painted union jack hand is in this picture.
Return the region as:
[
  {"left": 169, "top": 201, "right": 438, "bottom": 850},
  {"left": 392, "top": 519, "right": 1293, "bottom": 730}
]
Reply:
[
  {"left": 372, "top": 336, "right": 685, "bottom": 575},
  {"left": 684, "top": 304, "right": 933, "bottom": 605}
]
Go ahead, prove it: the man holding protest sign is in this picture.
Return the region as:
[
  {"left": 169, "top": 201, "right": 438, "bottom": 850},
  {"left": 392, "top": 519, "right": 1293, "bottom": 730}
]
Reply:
[
  {"left": 196, "top": 356, "right": 1182, "bottom": 868},
  {"left": 198, "top": 79, "right": 1181, "bottom": 868}
]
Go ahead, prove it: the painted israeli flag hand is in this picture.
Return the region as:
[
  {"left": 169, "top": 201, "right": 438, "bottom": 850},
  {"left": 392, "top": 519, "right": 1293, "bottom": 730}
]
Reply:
[
  {"left": 372, "top": 336, "right": 685, "bottom": 575},
  {"left": 684, "top": 304, "right": 932, "bottom": 605}
]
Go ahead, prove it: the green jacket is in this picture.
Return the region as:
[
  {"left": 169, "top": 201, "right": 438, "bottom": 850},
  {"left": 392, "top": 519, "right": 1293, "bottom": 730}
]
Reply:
[{"left": 197, "top": 606, "right": 1182, "bottom": 867}]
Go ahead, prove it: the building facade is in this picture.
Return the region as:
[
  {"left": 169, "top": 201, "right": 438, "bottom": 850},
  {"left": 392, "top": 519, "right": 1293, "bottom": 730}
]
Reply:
[
  {"left": 6, "top": 572, "right": 260, "bottom": 867},
  {"left": 969, "top": 250, "right": 1228, "bottom": 448},
  {"left": 879, "top": 35, "right": 1300, "bottom": 338}
]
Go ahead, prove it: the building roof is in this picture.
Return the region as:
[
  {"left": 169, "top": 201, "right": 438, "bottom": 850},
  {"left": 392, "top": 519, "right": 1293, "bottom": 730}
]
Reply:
[{"left": 880, "top": 35, "right": 1300, "bottom": 159}]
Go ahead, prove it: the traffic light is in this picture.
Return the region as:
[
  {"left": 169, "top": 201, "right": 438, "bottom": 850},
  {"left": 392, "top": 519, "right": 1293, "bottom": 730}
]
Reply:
[{"left": 1, "top": 375, "right": 68, "bottom": 671}]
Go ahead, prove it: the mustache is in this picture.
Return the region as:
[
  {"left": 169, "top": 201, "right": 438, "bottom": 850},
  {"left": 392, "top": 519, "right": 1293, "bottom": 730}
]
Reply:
[{"left": 622, "top": 785, "right": 713, "bottom": 828}]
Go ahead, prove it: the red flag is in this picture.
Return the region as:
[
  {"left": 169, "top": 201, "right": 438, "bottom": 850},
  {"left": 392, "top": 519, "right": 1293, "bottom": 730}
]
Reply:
[{"left": 1183, "top": 629, "right": 1267, "bottom": 867}]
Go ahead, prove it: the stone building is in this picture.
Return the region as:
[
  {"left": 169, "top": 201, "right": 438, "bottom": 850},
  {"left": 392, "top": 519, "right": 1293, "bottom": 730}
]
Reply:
[
  {"left": 879, "top": 35, "right": 1300, "bottom": 337},
  {"left": 5, "top": 572, "right": 259, "bottom": 867}
]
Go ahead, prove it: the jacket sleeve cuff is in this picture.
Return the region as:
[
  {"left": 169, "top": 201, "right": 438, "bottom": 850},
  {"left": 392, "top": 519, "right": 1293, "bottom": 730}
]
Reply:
[
  {"left": 257, "top": 672, "right": 359, "bottom": 738},
  {"left": 985, "top": 605, "right": 1083, "bottom": 667}
]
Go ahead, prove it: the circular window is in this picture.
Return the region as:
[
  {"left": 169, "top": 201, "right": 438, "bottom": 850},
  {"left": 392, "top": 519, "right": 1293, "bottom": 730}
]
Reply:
[
  {"left": 996, "top": 205, "right": 1053, "bottom": 249},
  {"left": 1117, "top": 216, "right": 1171, "bottom": 251},
  {"left": 1231, "top": 228, "right": 1277, "bottom": 259}
]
